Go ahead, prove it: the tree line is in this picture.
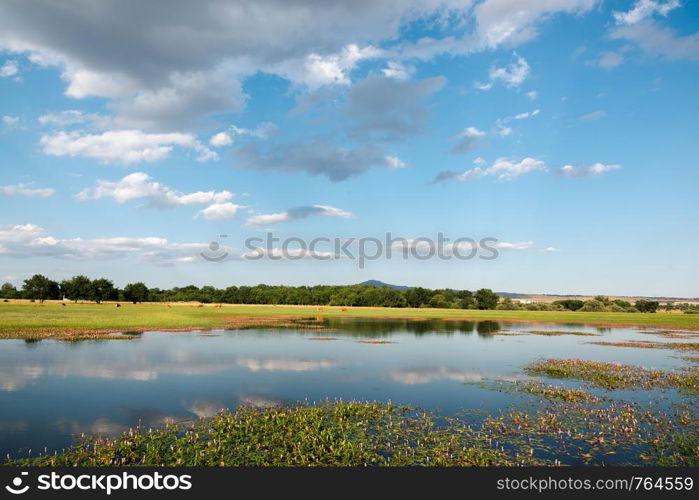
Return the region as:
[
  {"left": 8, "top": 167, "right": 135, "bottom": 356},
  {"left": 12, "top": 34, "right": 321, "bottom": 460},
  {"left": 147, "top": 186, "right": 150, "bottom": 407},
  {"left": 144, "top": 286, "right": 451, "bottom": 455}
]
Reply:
[{"left": 0, "top": 274, "right": 662, "bottom": 313}]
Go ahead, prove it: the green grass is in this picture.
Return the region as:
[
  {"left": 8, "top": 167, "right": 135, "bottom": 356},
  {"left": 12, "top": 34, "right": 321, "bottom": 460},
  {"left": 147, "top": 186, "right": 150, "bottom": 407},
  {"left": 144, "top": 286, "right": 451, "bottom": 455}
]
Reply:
[
  {"left": 7, "top": 398, "right": 697, "bottom": 467},
  {"left": 1, "top": 301, "right": 698, "bottom": 339},
  {"left": 525, "top": 359, "right": 699, "bottom": 393},
  {"left": 6, "top": 402, "right": 534, "bottom": 467}
]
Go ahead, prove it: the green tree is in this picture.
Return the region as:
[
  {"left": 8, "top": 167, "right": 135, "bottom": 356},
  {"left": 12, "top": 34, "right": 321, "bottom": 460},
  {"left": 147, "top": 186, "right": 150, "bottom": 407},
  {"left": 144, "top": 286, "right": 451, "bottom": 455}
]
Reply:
[
  {"left": 60, "top": 275, "right": 92, "bottom": 302},
  {"left": 474, "top": 288, "right": 499, "bottom": 310},
  {"left": 552, "top": 299, "right": 584, "bottom": 311},
  {"left": 635, "top": 299, "right": 659, "bottom": 313},
  {"left": 90, "top": 278, "right": 116, "bottom": 304},
  {"left": 428, "top": 294, "right": 450, "bottom": 308},
  {"left": 0, "top": 282, "right": 18, "bottom": 299},
  {"left": 23, "top": 274, "right": 60, "bottom": 303},
  {"left": 579, "top": 299, "right": 606, "bottom": 312},
  {"left": 456, "top": 290, "right": 474, "bottom": 309},
  {"left": 405, "top": 287, "right": 432, "bottom": 308},
  {"left": 123, "top": 282, "right": 149, "bottom": 304}
]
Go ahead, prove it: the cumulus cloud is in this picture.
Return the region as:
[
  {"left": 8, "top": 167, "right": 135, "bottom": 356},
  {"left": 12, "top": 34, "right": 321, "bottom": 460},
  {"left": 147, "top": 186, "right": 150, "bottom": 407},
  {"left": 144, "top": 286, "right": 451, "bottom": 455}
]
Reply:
[
  {"left": 76, "top": 172, "right": 237, "bottom": 219},
  {"left": 612, "top": 0, "right": 680, "bottom": 25},
  {"left": 451, "top": 126, "right": 486, "bottom": 153},
  {"left": 476, "top": 53, "right": 530, "bottom": 90},
  {"left": 0, "top": 223, "right": 216, "bottom": 263},
  {"left": 345, "top": 75, "right": 447, "bottom": 141},
  {"left": 0, "top": 59, "right": 18, "bottom": 77},
  {"left": 246, "top": 205, "right": 353, "bottom": 226},
  {"left": 40, "top": 130, "right": 218, "bottom": 164},
  {"left": 434, "top": 157, "right": 546, "bottom": 183},
  {"left": 197, "top": 202, "right": 241, "bottom": 220},
  {"left": 275, "top": 44, "right": 382, "bottom": 89},
  {"left": 232, "top": 140, "right": 403, "bottom": 182},
  {"left": 0, "top": 183, "right": 55, "bottom": 198},
  {"left": 0, "top": 1, "right": 477, "bottom": 129},
  {"left": 557, "top": 163, "right": 621, "bottom": 178}
]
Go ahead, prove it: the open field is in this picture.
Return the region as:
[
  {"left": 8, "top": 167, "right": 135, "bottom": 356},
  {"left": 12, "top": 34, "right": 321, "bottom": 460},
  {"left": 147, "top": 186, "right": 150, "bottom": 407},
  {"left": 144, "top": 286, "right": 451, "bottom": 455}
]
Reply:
[{"left": 1, "top": 300, "right": 699, "bottom": 339}]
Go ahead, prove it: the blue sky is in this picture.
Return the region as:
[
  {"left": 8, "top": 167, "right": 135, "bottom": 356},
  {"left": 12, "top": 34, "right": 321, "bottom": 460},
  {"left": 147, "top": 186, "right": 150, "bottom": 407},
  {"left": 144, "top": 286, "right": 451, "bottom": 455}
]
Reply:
[{"left": 0, "top": 0, "right": 697, "bottom": 297}]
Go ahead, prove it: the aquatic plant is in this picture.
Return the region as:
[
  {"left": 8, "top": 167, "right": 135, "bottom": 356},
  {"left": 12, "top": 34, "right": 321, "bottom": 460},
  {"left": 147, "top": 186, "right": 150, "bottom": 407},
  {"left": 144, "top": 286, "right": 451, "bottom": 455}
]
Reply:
[{"left": 525, "top": 359, "right": 699, "bottom": 393}]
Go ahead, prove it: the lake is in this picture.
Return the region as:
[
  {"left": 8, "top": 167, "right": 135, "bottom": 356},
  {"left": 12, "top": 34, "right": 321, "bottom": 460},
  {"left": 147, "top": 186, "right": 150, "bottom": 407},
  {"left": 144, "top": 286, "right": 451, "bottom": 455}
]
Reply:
[{"left": 0, "top": 318, "right": 695, "bottom": 458}]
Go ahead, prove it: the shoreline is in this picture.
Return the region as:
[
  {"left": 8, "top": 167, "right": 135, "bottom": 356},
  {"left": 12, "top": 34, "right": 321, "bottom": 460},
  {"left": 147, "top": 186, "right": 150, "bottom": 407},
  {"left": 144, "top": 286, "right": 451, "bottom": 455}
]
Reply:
[{"left": 1, "top": 301, "right": 699, "bottom": 340}]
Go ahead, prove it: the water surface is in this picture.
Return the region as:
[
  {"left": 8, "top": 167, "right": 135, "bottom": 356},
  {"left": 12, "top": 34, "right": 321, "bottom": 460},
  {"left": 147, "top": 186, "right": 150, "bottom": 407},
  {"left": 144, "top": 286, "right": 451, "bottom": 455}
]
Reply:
[{"left": 0, "top": 318, "right": 693, "bottom": 457}]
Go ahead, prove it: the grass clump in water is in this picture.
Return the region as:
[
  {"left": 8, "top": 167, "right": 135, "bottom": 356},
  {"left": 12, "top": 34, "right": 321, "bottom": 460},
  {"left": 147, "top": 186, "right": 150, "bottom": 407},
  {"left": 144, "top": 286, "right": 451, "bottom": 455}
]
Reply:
[
  {"left": 589, "top": 341, "right": 699, "bottom": 352},
  {"left": 525, "top": 359, "right": 698, "bottom": 393},
  {"left": 525, "top": 331, "right": 600, "bottom": 336},
  {"left": 6, "top": 402, "right": 537, "bottom": 467}
]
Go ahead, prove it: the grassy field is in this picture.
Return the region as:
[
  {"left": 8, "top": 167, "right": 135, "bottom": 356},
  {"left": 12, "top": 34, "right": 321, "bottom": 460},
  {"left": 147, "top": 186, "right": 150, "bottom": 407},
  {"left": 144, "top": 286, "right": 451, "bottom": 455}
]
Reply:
[{"left": 1, "top": 300, "right": 698, "bottom": 339}]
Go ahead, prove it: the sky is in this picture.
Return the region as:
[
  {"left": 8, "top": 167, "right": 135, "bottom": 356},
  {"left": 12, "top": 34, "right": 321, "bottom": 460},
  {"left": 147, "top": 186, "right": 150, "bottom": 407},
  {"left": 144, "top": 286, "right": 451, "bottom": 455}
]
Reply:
[{"left": 0, "top": 0, "right": 698, "bottom": 297}]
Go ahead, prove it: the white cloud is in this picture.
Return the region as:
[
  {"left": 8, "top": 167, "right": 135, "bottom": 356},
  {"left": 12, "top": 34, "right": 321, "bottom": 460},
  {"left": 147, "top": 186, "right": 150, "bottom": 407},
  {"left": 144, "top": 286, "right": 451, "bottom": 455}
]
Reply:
[
  {"left": 209, "top": 132, "right": 233, "bottom": 147},
  {"left": 473, "top": 0, "right": 596, "bottom": 49},
  {"left": 209, "top": 122, "right": 276, "bottom": 147},
  {"left": 493, "top": 108, "right": 539, "bottom": 135},
  {"left": 2, "top": 115, "right": 20, "bottom": 127},
  {"left": 76, "top": 172, "right": 236, "bottom": 218},
  {"left": 526, "top": 90, "right": 538, "bottom": 100},
  {"left": 613, "top": 0, "right": 680, "bottom": 25},
  {"left": 581, "top": 110, "right": 607, "bottom": 120},
  {"left": 0, "top": 1, "right": 599, "bottom": 129},
  {"left": 38, "top": 110, "right": 93, "bottom": 126},
  {"left": 610, "top": 21, "right": 699, "bottom": 61},
  {"left": 384, "top": 155, "right": 407, "bottom": 168},
  {"left": 0, "top": 59, "right": 18, "bottom": 77},
  {"left": 246, "top": 204, "right": 353, "bottom": 226},
  {"left": 477, "top": 53, "right": 530, "bottom": 90},
  {"left": 543, "top": 246, "right": 558, "bottom": 253},
  {"left": 197, "top": 202, "right": 241, "bottom": 220},
  {"left": 494, "top": 241, "right": 534, "bottom": 251},
  {"left": 592, "top": 51, "right": 626, "bottom": 69},
  {"left": 381, "top": 61, "right": 414, "bottom": 80},
  {"left": 434, "top": 157, "right": 546, "bottom": 183},
  {"left": 0, "top": 183, "right": 55, "bottom": 198},
  {"left": 285, "top": 44, "right": 382, "bottom": 89},
  {"left": 0, "top": 223, "right": 218, "bottom": 263},
  {"left": 452, "top": 126, "right": 486, "bottom": 153},
  {"left": 40, "top": 130, "right": 218, "bottom": 164},
  {"left": 557, "top": 163, "right": 621, "bottom": 178}
]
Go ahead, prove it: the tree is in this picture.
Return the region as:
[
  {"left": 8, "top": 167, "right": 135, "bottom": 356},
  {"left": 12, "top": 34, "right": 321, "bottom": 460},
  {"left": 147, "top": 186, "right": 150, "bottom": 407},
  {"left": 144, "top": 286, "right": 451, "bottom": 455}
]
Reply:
[
  {"left": 0, "top": 282, "right": 18, "bottom": 299},
  {"left": 635, "top": 299, "right": 659, "bottom": 313},
  {"left": 428, "top": 294, "right": 450, "bottom": 308},
  {"left": 456, "top": 290, "right": 474, "bottom": 309},
  {"left": 474, "top": 288, "right": 499, "bottom": 310},
  {"left": 405, "top": 287, "right": 432, "bottom": 308},
  {"left": 23, "top": 274, "right": 60, "bottom": 302},
  {"left": 60, "top": 275, "right": 92, "bottom": 302},
  {"left": 579, "top": 299, "right": 606, "bottom": 312},
  {"left": 123, "top": 282, "right": 149, "bottom": 304},
  {"left": 552, "top": 299, "right": 584, "bottom": 311},
  {"left": 90, "top": 278, "right": 116, "bottom": 304}
]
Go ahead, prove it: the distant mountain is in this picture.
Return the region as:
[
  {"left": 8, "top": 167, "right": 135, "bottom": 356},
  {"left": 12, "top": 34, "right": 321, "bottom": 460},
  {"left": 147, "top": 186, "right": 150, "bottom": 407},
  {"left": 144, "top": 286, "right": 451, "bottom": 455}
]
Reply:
[{"left": 358, "top": 280, "right": 413, "bottom": 290}]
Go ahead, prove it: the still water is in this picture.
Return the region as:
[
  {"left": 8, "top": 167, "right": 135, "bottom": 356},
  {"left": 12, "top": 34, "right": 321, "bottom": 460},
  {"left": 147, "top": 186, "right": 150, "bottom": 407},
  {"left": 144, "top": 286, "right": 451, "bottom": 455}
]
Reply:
[{"left": 0, "top": 318, "right": 693, "bottom": 457}]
